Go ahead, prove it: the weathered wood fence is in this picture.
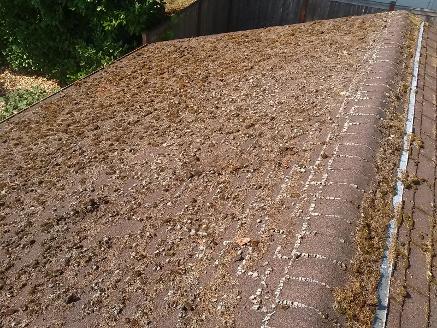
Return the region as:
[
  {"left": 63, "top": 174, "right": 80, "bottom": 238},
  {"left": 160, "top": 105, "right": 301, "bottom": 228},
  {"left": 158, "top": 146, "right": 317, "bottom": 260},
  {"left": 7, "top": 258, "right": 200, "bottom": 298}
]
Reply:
[{"left": 143, "top": 0, "right": 396, "bottom": 44}]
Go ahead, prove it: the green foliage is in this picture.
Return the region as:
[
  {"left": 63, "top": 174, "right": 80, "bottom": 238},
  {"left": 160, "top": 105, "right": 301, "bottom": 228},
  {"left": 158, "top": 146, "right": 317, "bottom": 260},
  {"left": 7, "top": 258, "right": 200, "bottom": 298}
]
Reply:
[
  {"left": 161, "top": 29, "right": 175, "bottom": 41},
  {"left": 0, "top": 86, "right": 55, "bottom": 120},
  {"left": 0, "top": 0, "right": 166, "bottom": 85},
  {"left": 160, "top": 14, "right": 180, "bottom": 41}
]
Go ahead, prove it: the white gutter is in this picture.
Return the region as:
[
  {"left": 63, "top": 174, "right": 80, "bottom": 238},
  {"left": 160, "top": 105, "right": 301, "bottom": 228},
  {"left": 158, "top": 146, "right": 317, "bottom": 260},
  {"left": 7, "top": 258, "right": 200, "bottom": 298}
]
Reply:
[{"left": 373, "top": 21, "right": 425, "bottom": 328}]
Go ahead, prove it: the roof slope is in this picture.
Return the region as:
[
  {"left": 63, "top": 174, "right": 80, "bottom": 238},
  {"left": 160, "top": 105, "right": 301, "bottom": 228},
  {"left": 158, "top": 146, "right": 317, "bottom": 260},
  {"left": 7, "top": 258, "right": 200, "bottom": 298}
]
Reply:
[{"left": 0, "top": 12, "right": 412, "bottom": 327}]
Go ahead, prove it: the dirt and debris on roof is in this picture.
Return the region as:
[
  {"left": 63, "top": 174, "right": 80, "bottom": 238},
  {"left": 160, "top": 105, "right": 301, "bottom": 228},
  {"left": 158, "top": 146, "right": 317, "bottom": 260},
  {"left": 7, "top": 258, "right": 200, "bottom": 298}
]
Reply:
[{"left": 0, "top": 11, "right": 419, "bottom": 328}]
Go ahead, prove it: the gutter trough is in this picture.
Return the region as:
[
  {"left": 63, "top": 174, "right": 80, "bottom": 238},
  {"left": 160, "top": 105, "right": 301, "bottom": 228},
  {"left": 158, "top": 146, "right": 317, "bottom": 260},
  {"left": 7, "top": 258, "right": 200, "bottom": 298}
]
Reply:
[{"left": 373, "top": 20, "right": 425, "bottom": 328}]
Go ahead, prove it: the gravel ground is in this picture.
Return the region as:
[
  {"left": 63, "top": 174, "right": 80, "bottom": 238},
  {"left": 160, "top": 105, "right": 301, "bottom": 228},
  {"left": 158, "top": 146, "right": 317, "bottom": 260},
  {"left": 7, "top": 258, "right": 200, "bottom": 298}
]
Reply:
[
  {"left": 0, "top": 70, "right": 58, "bottom": 95},
  {"left": 0, "top": 69, "right": 59, "bottom": 117},
  {"left": 165, "top": 0, "right": 196, "bottom": 13},
  {"left": 0, "top": 12, "right": 412, "bottom": 328}
]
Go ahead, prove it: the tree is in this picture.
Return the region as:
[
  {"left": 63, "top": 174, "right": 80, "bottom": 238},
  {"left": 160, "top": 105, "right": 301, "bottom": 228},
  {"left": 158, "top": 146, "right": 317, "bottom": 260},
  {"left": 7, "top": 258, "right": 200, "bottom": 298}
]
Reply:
[{"left": 0, "top": 0, "right": 166, "bottom": 84}]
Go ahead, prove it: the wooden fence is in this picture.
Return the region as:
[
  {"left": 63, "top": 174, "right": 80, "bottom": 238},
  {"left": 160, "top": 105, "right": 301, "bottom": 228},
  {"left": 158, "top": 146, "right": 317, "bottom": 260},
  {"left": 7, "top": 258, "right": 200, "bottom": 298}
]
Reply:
[{"left": 143, "top": 0, "right": 394, "bottom": 44}]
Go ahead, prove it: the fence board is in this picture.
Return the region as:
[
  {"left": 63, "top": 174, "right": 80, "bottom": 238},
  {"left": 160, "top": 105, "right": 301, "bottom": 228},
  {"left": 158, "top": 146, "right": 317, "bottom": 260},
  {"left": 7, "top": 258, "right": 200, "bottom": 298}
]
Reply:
[
  {"left": 290, "top": 0, "right": 304, "bottom": 24},
  {"left": 200, "top": 0, "right": 231, "bottom": 35},
  {"left": 269, "top": 0, "right": 284, "bottom": 27},
  {"left": 173, "top": 2, "right": 199, "bottom": 38},
  {"left": 145, "top": 0, "right": 396, "bottom": 44},
  {"left": 279, "top": 0, "right": 291, "bottom": 24},
  {"left": 306, "top": 0, "right": 317, "bottom": 21},
  {"left": 318, "top": 0, "right": 329, "bottom": 19}
]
